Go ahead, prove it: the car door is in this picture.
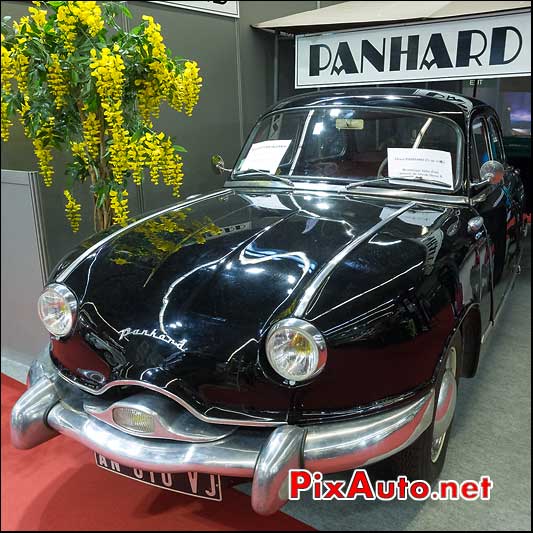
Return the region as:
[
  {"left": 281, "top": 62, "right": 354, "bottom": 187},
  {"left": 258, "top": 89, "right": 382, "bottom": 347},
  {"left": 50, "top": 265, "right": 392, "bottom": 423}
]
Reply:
[
  {"left": 486, "top": 113, "right": 524, "bottom": 308},
  {"left": 470, "top": 113, "right": 518, "bottom": 320}
]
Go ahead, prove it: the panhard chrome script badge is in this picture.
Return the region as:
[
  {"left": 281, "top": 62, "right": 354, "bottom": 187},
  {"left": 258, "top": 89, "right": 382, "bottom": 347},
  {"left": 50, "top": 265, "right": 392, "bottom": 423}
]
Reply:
[{"left": 118, "top": 328, "right": 186, "bottom": 351}]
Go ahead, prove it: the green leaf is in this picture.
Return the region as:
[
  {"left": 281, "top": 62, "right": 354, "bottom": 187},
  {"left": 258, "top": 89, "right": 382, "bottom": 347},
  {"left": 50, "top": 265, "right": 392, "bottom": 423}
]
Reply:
[
  {"left": 47, "top": 1, "right": 66, "bottom": 9},
  {"left": 42, "top": 20, "right": 54, "bottom": 34},
  {"left": 96, "top": 192, "right": 107, "bottom": 208},
  {"left": 119, "top": 4, "right": 133, "bottom": 19},
  {"left": 173, "top": 145, "right": 187, "bottom": 153}
]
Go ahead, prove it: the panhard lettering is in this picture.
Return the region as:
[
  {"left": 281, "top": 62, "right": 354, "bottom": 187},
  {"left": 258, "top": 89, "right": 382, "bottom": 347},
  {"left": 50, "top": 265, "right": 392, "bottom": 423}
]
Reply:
[{"left": 118, "top": 327, "right": 187, "bottom": 351}]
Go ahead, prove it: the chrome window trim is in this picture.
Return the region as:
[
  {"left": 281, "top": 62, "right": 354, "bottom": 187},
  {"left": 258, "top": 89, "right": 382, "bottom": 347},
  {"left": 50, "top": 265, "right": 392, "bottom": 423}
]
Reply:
[
  {"left": 293, "top": 201, "right": 417, "bottom": 318},
  {"left": 56, "top": 370, "right": 286, "bottom": 427},
  {"left": 55, "top": 189, "right": 232, "bottom": 283},
  {"left": 225, "top": 180, "right": 470, "bottom": 206},
  {"left": 230, "top": 105, "right": 466, "bottom": 193},
  {"left": 469, "top": 115, "right": 493, "bottom": 188}
]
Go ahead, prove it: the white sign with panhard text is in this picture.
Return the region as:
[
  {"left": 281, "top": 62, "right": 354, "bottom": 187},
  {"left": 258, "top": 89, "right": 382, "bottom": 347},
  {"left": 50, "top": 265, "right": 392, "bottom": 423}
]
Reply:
[
  {"left": 296, "top": 11, "right": 531, "bottom": 88},
  {"left": 149, "top": 1, "right": 239, "bottom": 18}
]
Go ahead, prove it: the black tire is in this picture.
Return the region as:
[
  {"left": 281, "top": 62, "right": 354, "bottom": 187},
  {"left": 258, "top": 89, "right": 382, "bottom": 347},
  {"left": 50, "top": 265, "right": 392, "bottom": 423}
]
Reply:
[{"left": 381, "top": 333, "right": 462, "bottom": 485}]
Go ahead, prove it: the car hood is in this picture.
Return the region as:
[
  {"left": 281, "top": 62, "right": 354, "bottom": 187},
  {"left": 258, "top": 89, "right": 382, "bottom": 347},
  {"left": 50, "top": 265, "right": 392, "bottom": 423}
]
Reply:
[{"left": 50, "top": 187, "right": 446, "bottom": 424}]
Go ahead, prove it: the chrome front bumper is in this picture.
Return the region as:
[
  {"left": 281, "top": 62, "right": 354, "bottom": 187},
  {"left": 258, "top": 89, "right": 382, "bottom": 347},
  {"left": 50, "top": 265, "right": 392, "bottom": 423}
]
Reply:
[{"left": 12, "top": 355, "right": 435, "bottom": 515}]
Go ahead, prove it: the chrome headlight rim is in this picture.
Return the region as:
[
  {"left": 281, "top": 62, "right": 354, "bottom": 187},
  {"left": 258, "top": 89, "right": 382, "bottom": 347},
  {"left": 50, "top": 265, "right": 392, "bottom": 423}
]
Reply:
[
  {"left": 266, "top": 318, "right": 327, "bottom": 383},
  {"left": 38, "top": 283, "right": 78, "bottom": 337}
]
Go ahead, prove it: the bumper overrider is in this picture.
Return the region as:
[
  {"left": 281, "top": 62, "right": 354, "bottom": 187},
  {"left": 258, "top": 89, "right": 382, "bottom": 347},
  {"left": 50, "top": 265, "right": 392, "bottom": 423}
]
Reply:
[{"left": 12, "top": 352, "right": 437, "bottom": 515}]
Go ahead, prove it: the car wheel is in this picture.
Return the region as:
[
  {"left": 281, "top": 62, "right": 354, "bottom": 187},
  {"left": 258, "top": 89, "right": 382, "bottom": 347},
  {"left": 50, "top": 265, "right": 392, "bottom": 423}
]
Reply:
[{"left": 383, "top": 334, "right": 461, "bottom": 484}]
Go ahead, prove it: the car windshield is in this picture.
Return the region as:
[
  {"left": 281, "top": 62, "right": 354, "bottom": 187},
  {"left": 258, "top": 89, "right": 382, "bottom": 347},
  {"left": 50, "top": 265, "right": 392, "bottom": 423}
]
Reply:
[{"left": 232, "top": 107, "right": 461, "bottom": 191}]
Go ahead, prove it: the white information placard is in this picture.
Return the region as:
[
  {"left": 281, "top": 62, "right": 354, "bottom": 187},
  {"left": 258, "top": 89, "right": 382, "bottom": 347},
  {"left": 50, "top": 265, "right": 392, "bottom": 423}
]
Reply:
[
  {"left": 387, "top": 148, "right": 454, "bottom": 189},
  {"left": 240, "top": 140, "right": 292, "bottom": 174}
]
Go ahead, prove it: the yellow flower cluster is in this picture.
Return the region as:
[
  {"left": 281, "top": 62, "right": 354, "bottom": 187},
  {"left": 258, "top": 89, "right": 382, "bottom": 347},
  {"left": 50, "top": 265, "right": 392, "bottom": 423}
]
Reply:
[
  {"left": 109, "top": 189, "right": 129, "bottom": 226},
  {"left": 47, "top": 54, "right": 68, "bottom": 109},
  {"left": 136, "top": 16, "right": 202, "bottom": 124},
  {"left": 1, "top": 35, "right": 14, "bottom": 141},
  {"left": 64, "top": 190, "right": 82, "bottom": 232},
  {"left": 1, "top": 100, "right": 11, "bottom": 142},
  {"left": 13, "top": 16, "right": 30, "bottom": 34},
  {"left": 18, "top": 94, "right": 31, "bottom": 136},
  {"left": 33, "top": 116, "right": 55, "bottom": 187},
  {"left": 136, "top": 15, "right": 168, "bottom": 124},
  {"left": 9, "top": 23, "right": 30, "bottom": 94},
  {"left": 90, "top": 46, "right": 130, "bottom": 182},
  {"left": 173, "top": 61, "right": 203, "bottom": 117},
  {"left": 57, "top": 1, "right": 104, "bottom": 53},
  {"left": 131, "top": 132, "right": 184, "bottom": 197},
  {"left": 28, "top": 4, "right": 47, "bottom": 28},
  {"left": 81, "top": 107, "right": 101, "bottom": 160},
  {"left": 70, "top": 141, "right": 88, "bottom": 164}
]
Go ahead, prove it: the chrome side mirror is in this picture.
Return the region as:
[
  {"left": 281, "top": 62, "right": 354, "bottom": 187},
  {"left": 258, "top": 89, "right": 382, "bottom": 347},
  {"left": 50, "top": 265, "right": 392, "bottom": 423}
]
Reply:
[
  {"left": 211, "top": 154, "right": 232, "bottom": 175},
  {"left": 480, "top": 160, "right": 505, "bottom": 185}
]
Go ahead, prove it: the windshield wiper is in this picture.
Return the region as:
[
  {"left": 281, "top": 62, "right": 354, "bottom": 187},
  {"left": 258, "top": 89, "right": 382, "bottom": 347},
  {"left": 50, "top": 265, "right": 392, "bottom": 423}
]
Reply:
[
  {"left": 345, "top": 176, "right": 449, "bottom": 190},
  {"left": 234, "top": 169, "right": 294, "bottom": 187}
]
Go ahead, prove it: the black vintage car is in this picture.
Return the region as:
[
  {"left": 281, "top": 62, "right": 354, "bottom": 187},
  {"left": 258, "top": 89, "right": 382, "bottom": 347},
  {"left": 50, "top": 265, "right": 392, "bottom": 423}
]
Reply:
[{"left": 12, "top": 88, "right": 527, "bottom": 514}]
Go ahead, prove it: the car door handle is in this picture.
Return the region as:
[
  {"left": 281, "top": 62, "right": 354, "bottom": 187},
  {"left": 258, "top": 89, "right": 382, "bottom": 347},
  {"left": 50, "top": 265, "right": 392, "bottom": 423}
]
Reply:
[{"left": 467, "top": 216, "right": 484, "bottom": 234}]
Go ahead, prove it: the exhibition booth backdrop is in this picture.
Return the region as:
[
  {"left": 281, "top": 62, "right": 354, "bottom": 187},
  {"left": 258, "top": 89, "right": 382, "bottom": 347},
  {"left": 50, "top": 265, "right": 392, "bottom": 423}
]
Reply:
[{"left": 1, "top": 0, "right": 531, "bottom": 367}]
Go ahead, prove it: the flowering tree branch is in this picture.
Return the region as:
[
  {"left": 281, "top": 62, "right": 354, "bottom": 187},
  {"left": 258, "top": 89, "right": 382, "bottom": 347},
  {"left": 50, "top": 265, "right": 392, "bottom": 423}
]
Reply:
[{"left": 1, "top": 1, "right": 203, "bottom": 232}]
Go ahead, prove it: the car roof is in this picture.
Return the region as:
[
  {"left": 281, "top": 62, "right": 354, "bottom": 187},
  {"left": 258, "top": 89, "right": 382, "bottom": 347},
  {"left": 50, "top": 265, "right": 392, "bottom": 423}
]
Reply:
[{"left": 267, "top": 87, "right": 491, "bottom": 128}]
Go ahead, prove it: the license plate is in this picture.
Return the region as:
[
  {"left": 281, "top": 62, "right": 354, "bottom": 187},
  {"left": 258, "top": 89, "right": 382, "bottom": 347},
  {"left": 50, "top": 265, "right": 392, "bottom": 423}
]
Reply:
[{"left": 94, "top": 453, "right": 222, "bottom": 501}]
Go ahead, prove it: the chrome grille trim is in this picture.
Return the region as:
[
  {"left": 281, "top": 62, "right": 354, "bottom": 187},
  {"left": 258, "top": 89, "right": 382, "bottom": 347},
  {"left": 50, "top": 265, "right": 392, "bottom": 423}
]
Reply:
[
  {"left": 83, "top": 392, "right": 238, "bottom": 442},
  {"left": 56, "top": 370, "right": 286, "bottom": 427}
]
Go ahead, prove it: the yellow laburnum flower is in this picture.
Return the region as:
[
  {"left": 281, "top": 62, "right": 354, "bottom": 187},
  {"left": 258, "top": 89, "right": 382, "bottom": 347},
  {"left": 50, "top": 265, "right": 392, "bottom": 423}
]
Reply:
[
  {"left": 1, "top": 100, "right": 12, "bottom": 142},
  {"left": 81, "top": 107, "right": 101, "bottom": 160},
  {"left": 1, "top": 35, "right": 15, "bottom": 141},
  {"left": 109, "top": 189, "right": 129, "bottom": 226},
  {"left": 47, "top": 54, "right": 68, "bottom": 109},
  {"left": 57, "top": 1, "right": 103, "bottom": 53},
  {"left": 8, "top": 24, "right": 30, "bottom": 94},
  {"left": 168, "top": 61, "right": 202, "bottom": 117},
  {"left": 32, "top": 116, "right": 55, "bottom": 186},
  {"left": 70, "top": 141, "right": 89, "bottom": 165},
  {"left": 90, "top": 47, "right": 130, "bottom": 182},
  {"left": 64, "top": 190, "right": 82, "bottom": 232},
  {"left": 28, "top": 6, "right": 47, "bottom": 28}
]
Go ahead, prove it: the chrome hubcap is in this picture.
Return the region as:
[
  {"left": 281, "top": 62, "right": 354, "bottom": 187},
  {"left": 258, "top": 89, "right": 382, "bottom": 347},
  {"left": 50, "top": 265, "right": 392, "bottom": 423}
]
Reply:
[{"left": 431, "top": 346, "right": 457, "bottom": 463}]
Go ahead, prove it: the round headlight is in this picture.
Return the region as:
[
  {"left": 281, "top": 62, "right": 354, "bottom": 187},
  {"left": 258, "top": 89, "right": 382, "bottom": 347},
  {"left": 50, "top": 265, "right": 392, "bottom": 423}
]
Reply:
[
  {"left": 37, "top": 283, "right": 77, "bottom": 337},
  {"left": 266, "top": 318, "right": 327, "bottom": 382}
]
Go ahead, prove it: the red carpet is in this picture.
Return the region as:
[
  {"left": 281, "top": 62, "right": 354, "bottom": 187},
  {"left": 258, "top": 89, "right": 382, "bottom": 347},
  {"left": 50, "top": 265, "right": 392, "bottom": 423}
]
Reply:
[{"left": 1, "top": 373, "right": 313, "bottom": 531}]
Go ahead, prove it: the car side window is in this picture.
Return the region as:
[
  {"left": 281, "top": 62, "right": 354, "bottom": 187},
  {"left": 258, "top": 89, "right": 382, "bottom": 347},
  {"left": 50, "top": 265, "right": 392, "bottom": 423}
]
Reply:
[
  {"left": 471, "top": 117, "right": 490, "bottom": 183},
  {"left": 486, "top": 116, "right": 506, "bottom": 164}
]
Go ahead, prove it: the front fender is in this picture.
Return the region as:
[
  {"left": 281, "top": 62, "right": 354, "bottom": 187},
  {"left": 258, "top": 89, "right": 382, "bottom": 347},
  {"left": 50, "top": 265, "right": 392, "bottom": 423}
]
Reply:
[{"left": 289, "top": 204, "right": 484, "bottom": 424}]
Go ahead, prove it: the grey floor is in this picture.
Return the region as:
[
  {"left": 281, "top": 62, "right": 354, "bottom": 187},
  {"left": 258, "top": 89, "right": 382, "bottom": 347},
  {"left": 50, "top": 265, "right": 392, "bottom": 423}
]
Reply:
[{"left": 2, "top": 239, "right": 531, "bottom": 531}]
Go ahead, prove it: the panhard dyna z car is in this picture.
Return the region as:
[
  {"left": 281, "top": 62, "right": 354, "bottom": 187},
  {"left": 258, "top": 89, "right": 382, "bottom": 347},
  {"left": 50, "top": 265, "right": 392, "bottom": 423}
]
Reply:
[{"left": 11, "top": 88, "right": 526, "bottom": 514}]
